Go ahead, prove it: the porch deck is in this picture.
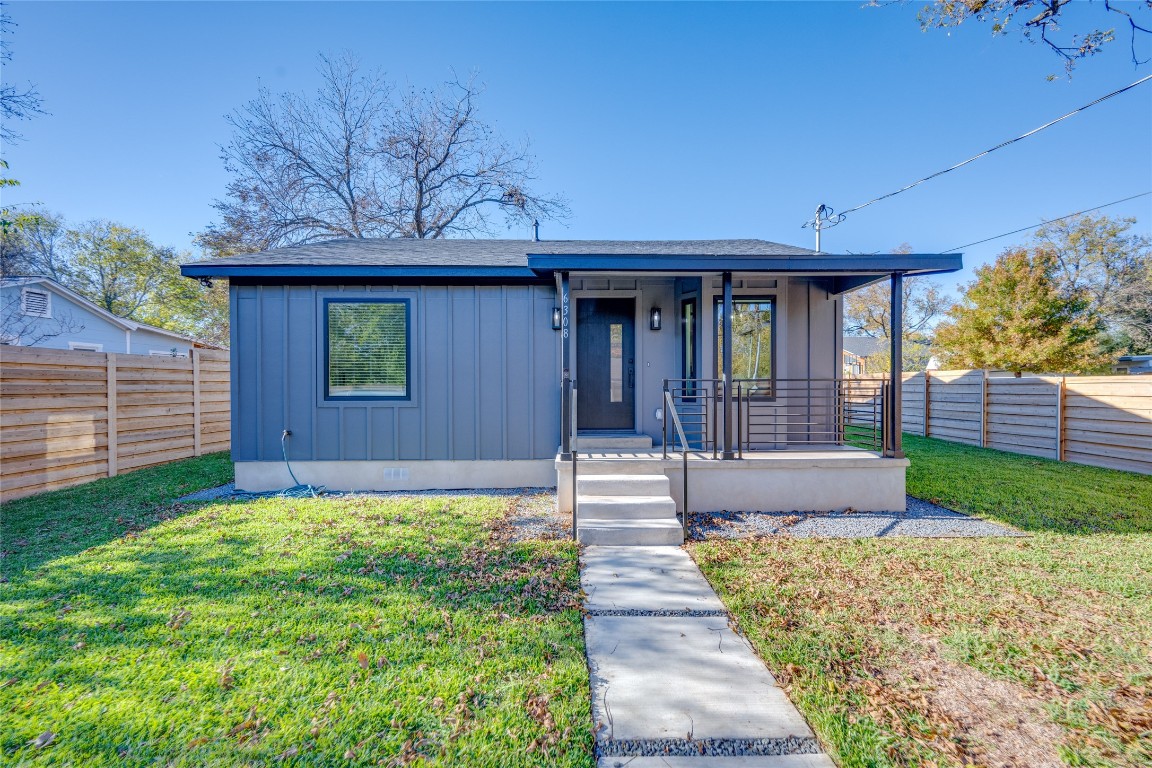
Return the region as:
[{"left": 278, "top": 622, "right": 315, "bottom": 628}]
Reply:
[{"left": 556, "top": 444, "right": 909, "bottom": 516}]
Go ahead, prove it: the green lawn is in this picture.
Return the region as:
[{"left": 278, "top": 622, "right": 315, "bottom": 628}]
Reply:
[
  {"left": 1, "top": 457, "right": 593, "bottom": 767},
  {"left": 692, "top": 435, "right": 1152, "bottom": 768}
]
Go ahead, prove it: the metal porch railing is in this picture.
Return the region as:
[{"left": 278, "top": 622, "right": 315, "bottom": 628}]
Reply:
[{"left": 662, "top": 377, "right": 889, "bottom": 457}]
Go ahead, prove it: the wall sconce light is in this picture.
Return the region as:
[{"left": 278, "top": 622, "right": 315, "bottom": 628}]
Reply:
[
  {"left": 552, "top": 307, "right": 562, "bottom": 331},
  {"left": 649, "top": 306, "right": 662, "bottom": 331}
]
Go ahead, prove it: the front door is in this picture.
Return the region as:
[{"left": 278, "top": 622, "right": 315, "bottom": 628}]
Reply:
[{"left": 577, "top": 298, "right": 635, "bottom": 430}]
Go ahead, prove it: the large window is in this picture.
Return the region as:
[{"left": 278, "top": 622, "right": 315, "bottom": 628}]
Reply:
[
  {"left": 325, "top": 299, "right": 410, "bottom": 400},
  {"left": 715, "top": 297, "right": 775, "bottom": 382}
]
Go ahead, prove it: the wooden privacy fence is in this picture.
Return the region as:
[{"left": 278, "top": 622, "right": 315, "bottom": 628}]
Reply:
[
  {"left": 1, "top": 347, "right": 229, "bottom": 502},
  {"left": 901, "top": 370, "right": 1151, "bottom": 475}
]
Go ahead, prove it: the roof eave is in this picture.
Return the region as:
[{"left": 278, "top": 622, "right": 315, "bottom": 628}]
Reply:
[
  {"left": 525, "top": 253, "right": 963, "bottom": 274},
  {"left": 179, "top": 264, "right": 542, "bottom": 279}
]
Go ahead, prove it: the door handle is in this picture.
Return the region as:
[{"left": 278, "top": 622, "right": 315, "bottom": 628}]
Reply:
[{"left": 628, "top": 367, "right": 634, "bottom": 388}]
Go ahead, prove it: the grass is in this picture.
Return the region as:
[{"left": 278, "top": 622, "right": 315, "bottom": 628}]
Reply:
[
  {"left": 1, "top": 457, "right": 593, "bottom": 767},
  {"left": 691, "top": 435, "right": 1152, "bottom": 768}
]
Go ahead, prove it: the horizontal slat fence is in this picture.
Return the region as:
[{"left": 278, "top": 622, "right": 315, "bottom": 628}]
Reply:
[
  {"left": 1, "top": 347, "right": 229, "bottom": 501},
  {"left": 901, "top": 370, "right": 1150, "bottom": 475}
]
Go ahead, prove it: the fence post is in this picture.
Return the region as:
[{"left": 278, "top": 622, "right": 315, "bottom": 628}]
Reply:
[
  {"left": 1056, "top": 375, "right": 1066, "bottom": 462},
  {"left": 979, "top": 369, "right": 988, "bottom": 448},
  {"left": 106, "top": 353, "right": 118, "bottom": 477},
  {"left": 192, "top": 348, "right": 203, "bottom": 457},
  {"left": 923, "top": 370, "right": 930, "bottom": 437}
]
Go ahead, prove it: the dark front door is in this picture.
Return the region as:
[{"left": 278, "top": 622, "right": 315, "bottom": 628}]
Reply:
[{"left": 577, "top": 298, "right": 635, "bottom": 430}]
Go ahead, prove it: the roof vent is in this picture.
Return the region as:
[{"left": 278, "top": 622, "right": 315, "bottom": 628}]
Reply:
[{"left": 21, "top": 288, "right": 51, "bottom": 318}]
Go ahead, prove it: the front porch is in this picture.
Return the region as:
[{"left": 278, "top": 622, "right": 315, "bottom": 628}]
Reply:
[
  {"left": 556, "top": 441, "right": 910, "bottom": 517},
  {"left": 533, "top": 254, "right": 961, "bottom": 542}
]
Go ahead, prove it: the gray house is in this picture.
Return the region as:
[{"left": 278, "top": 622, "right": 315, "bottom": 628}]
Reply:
[
  {"left": 1, "top": 277, "right": 203, "bottom": 355},
  {"left": 181, "top": 239, "right": 961, "bottom": 544}
]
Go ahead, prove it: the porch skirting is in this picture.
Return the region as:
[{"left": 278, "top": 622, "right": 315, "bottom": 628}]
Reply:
[
  {"left": 556, "top": 452, "right": 910, "bottom": 514},
  {"left": 234, "top": 459, "right": 556, "bottom": 494}
]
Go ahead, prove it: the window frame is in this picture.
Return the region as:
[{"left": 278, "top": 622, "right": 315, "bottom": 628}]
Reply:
[
  {"left": 323, "top": 297, "right": 412, "bottom": 402},
  {"left": 714, "top": 295, "right": 777, "bottom": 397},
  {"left": 69, "top": 341, "right": 104, "bottom": 352}
]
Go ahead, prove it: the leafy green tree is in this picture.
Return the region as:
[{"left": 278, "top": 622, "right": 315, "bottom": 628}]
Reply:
[
  {"left": 934, "top": 247, "right": 1107, "bottom": 374},
  {"left": 1033, "top": 214, "right": 1151, "bottom": 354},
  {"left": 65, "top": 221, "right": 184, "bottom": 320},
  {"left": 843, "top": 245, "right": 953, "bottom": 372}
]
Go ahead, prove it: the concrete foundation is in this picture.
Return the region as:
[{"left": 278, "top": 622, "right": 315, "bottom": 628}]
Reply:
[
  {"left": 557, "top": 449, "right": 909, "bottom": 514},
  {"left": 234, "top": 459, "right": 555, "bottom": 493}
]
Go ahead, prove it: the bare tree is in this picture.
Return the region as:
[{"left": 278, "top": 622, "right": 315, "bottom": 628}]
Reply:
[
  {"left": 0, "top": 4, "right": 46, "bottom": 144},
  {"left": 383, "top": 79, "right": 567, "bottom": 238},
  {"left": 202, "top": 54, "right": 566, "bottom": 251}
]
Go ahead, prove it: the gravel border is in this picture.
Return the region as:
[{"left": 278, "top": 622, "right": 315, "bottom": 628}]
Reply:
[
  {"left": 177, "top": 486, "right": 1016, "bottom": 540},
  {"left": 598, "top": 736, "right": 822, "bottom": 758},
  {"left": 174, "top": 483, "right": 235, "bottom": 503},
  {"left": 690, "top": 495, "right": 1021, "bottom": 539}
]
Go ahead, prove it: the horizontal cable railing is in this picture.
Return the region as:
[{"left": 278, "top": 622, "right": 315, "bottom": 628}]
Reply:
[
  {"left": 735, "top": 378, "right": 886, "bottom": 455},
  {"left": 663, "top": 377, "right": 887, "bottom": 457}
]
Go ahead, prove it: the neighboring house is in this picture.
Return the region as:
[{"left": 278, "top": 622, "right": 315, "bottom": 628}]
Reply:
[
  {"left": 0, "top": 277, "right": 205, "bottom": 355},
  {"left": 842, "top": 335, "right": 888, "bottom": 376},
  {"left": 181, "top": 238, "right": 961, "bottom": 537},
  {"left": 1113, "top": 355, "right": 1152, "bottom": 375}
]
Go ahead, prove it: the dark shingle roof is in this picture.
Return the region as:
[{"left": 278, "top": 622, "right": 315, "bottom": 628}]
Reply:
[
  {"left": 179, "top": 237, "right": 962, "bottom": 280},
  {"left": 182, "top": 238, "right": 816, "bottom": 271},
  {"left": 843, "top": 336, "right": 889, "bottom": 357}
]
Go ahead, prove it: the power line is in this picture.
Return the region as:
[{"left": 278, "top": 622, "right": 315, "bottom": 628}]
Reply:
[
  {"left": 941, "top": 191, "right": 1152, "bottom": 253},
  {"left": 803, "top": 73, "right": 1152, "bottom": 231}
]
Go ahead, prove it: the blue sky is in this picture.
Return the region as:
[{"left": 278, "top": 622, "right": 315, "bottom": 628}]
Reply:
[{"left": 3, "top": 1, "right": 1150, "bottom": 294}]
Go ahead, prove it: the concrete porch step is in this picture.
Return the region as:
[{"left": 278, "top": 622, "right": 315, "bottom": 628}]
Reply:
[
  {"left": 577, "top": 474, "right": 670, "bottom": 496},
  {"left": 577, "top": 518, "right": 684, "bottom": 546},
  {"left": 578, "top": 495, "right": 678, "bottom": 520},
  {"left": 576, "top": 434, "right": 654, "bottom": 450}
]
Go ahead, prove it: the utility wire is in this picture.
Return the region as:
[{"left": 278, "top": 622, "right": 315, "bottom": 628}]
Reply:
[
  {"left": 804, "top": 73, "right": 1152, "bottom": 229},
  {"left": 941, "top": 191, "right": 1152, "bottom": 253}
]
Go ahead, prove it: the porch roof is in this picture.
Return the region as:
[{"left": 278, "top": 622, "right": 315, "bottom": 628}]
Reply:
[{"left": 180, "top": 237, "right": 962, "bottom": 283}]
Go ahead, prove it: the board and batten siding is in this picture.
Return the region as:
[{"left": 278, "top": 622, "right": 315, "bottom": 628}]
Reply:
[{"left": 230, "top": 283, "right": 561, "bottom": 464}]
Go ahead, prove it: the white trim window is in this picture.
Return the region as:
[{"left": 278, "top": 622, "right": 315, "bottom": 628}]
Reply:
[
  {"left": 21, "top": 287, "right": 52, "bottom": 318},
  {"left": 68, "top": 341, "right": 104, "bottom": 352},
  {"left": 149, "top": 349, "right": 187, "bottom": 357}
]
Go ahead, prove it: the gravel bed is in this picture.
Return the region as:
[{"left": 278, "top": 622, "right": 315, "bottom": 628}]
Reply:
[
  {"left": 499, "top": 488, "right": 569, "bottom": 541},
  {"left": 174, "top": 483, "right": 235, "bottom": 503},
  {"left": 690, "top": 495, "right": 1021, "bottom": 540},
  {"left": 598, "top": 736, "right": 821, "bottom": 758}
]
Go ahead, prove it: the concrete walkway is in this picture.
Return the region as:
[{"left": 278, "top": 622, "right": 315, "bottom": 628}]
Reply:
[{"left": 583, "top": 546, "right": 837, "bottom": 767}]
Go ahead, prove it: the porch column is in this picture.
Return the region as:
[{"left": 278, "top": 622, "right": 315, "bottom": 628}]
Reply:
[
  {"left": 721, "top": 270, "right": 735, "bottom": 459},
  {"left": 888, "top": 272, "right": 905, "bottom": 458},
  {"left": 559, "top": 271, "right": 573, "bottom": 460}
]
